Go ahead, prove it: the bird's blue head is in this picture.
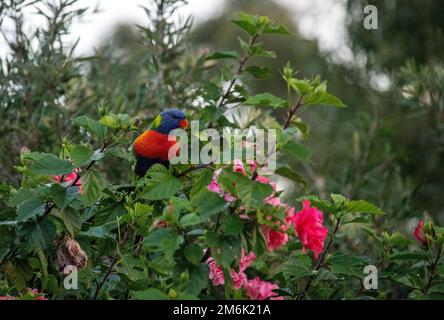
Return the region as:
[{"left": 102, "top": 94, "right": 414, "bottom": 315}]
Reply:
[{"left": 150, "top": 109, "right": 188, "bottom": 134}]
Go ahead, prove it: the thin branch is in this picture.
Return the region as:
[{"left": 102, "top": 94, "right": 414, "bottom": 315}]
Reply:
[
  {"left": 297, "top": 217, "right": 341, "bottom": 299},
  {"left": 283, "top": 96, "right": 303, "bottom": 130},
  {"left": 216, "top": 34, "right": 260, "bottom": 109},
  {"left": 423, "top": 246, "right": 443, "bottom": 294},
  {"left": 93, "top": 223, "right": 133, "bottom": 300}
]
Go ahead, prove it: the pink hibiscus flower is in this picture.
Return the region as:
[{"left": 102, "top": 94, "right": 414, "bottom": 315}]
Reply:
[
  {"left": 262, "top": 226, "right": 288, "bottom": 251},
  {"left": 244, "top": 277, "right": 283, "bottom": 300},
  {"left": 207, "top": 257, "right": 225, "bottom": 286},
  {"left": 54, "top": 168, "right": 82, "bottom": 194},
  {"left": 292, "top": 200, "right": 328, "bottom": 259}
]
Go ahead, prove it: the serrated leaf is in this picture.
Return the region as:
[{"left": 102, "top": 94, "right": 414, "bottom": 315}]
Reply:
[
  {"left": 346, "top": 200, "right": 384, "bottom": 215},
  {"left": 70, "top": 145, "right": 93, "bottom": 167},
  {"left": 99, "top": 113, "right": 132, "bottom": 130},
  {"left": 281, "top": 141, "right": 311, "bottom": 161},
  {"left": 73, "top": 116, "right": 108, "bottom": 139},
  {"left": 231, "top": 12, "right": 259, "bottom": 36},
  {"left": 264, "top": 24, "right": 290, "bottom": 35},
  {"left": 288, "top": 78, "right": 313, "bottom": 95},
  {"left": 29, "top": 219, "right": 56, "bottom": 250},
  {"left": 218, "top": 170, "right": 273, "bottom": 208},
  {"left": 245, "top": 65, "right": 271, "bottom": 79},
  {"left": 327, "top": 253, "right": 365, "bottom": 277},
  {"left": 17, "top": 198, "right": 46, "bottom": 221},
  {"left": 206, "top": 51, "right": 239, "bottom": 60},
  {"left": 179, "top": 214, "right": 202, "bottom": 228},
  {"left": 304, "top": 91, "right": 346, "bottom": 107},
  {"left": 50, "top": 184, "right": 78, "bottom": 209},
  {"left": 184, "top": 244, "right": 203, "bottom": 265},
  {"left": 274, "top": 167, "right": 307, "bottom": 188},
  {"left": 244, "top": 93, "right": 286, "bottom": 108},
  {"left": 222, "top": 214, "right": 245, "bottom": 235},
  {"left": 51, "top": 207, "right": 82, "bottom": 235},
  {"left": 192, "top": 190, "right": 228, "bottom": 218},
  {"left": 282, "top": 255, "right": 311, "bottom": 281},
  {"left": 82, "top": 170, "right": 105, "bottom": 205},
  {"left": 132, "top": 288, "right": 168, "bottom": 300},
  {"left": 141, "top": 164, "right": 182, "bottom": 200},
  {"left": 30, "top": 153, "right": 74, "bottom": 176}
]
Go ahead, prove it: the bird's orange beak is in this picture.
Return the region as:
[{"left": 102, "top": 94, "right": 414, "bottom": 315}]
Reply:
[{"left": 179, "top": 119, "right": 189, "bottom": 129}]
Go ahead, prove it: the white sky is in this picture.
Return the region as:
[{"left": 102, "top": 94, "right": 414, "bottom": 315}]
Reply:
[{"left": 0, "top": 0, "right": 350, "bottom": 60}]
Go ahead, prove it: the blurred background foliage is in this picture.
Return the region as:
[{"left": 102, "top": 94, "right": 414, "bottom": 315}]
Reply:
[{"left": 1, "top": 0, "right": 443, "bottom": 224}]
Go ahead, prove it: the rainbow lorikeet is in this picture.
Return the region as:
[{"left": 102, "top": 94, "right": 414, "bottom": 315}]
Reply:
[{"left": 133, "top": 109, "right": 188, "bottom": 177}]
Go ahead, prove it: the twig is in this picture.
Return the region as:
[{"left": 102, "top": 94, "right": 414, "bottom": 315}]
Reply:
[
  {"left": 216, "top": 34, "right": 260, "bottom": 109},
  {"left": 93, "top": 223, "right": 133, "bottom": 300},
  {"left": 283, "top": 96, "right": 303, "bottom": 130},
  {"left": 422, "top": 246, "right": 443, "bottom": 294}
]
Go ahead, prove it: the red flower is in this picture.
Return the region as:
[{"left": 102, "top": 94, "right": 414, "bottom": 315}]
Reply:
[
  {"left": 262, "top": 226, "right": 288, "bottom": 251},
  {"left": 414, "top": 220, "right": 427, "bottom": 244},
  {"left": 54, "top": 168, "right": 82, "bottom": 194},
  {"left": 244, "top": 277, "right": 283, "bottom": 300},
  {"left": 292, "top": 200, "right": 328, "bottom": 259}
]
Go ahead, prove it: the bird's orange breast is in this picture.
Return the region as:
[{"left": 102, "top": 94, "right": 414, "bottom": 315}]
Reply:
[{"left": 133, "top": 130, "right": 178, "bottom": 160}]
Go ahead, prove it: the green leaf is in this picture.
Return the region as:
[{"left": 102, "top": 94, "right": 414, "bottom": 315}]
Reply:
[
  {"left": 206, "top": 231, "right": 241, "bottom": 269},
  {"left": 29, "top": 219, "right": 56, "bottom": 250},
  {"left": 288, "top": 78, "right": 313, "bottom": 95},
  {"left": 218, "top": 170, "right": 273, "bottom": 208},
  {"left": 141, "top": 164, "right": 182, "bottom": 201},
  {"left": 9, "top": 189, "right": 35, "bottom": 207},
  {"left": 222, "top": 214, "right": 245, "bottom": 235},
  {"left": 120, "top": 254, "right": 148, "bottom": 282},
  {"left": 82, "top": 170, "right": 105, "bottom": 205},
  {"left": 331, "top": 193, "right": 347, "bottom": 206},
  {"left": 79, "top": 226, "right": 115, "bottom": 239},
  {"left": 179, "top": 214, "right": 202, "bottom": 228},
  {"left": 282, "top": 255, "right": 311, "bottom": 281},
  {"left": 192, "top": 190, "right": 228, "bottom": 218},
  {"left": 73, "top": 115, "right": 108, "bottom": 139},
  {"left": 206, "top": 51, "right": 239, "bottom": 60},
  {"left": 70, "top": 145, "right": 94, "bottom": 167},
  {"left": 184, "top": 244, "right": 203, "bottom": 265},
  {"left": 346, "top": 200, "right": 384, "bottom": 215},
  {"left": 274, "top": 167, "right": 307, "bottom": 188},
  {"left": 389, "top": 251, "right": 428, "bottom": 261},
  {"left": 327, "top": 253, "right": 365, "bottom": 277},
  {"left": 264, "top": 24, "right": 290, "bottom": 35},
  {"left": 304, "top": 91, "right": 346, "bottom": 108},
  {"left": 50, "top": 184, "right": 78, "bottom": 209},
  {"left": 99, "top": 113, "right": 132, "bottom": 130},
  {"left": 17, "top": 198, "right": 46, "bottom": 221},
  {"left": 30, "top": 153, "right": 74, "bottom": 176},
  {"left": 162, "top": 231, "right": 184, "bottom": 261},
  {"left": 281, "top": 141, "right": 311, "bottom": 161},
  {"left": 249, "top": 45, "right": 276, "bottom": 58},
  {"left": 183, "top": 265, "right": 210, "bottom": 295},
  {"left": 342, "top": 216, "right": 371, "bottom": 225},
  {"left": 144, "top": 228, "right": 171, "bottom": 248},
  {"left": 132, "top": 288, "right": 168, "bottom": 300},
  {"left": 245, "top": 65, "right": 271, "bottom": 79},
  {"left": 231, "top": 12, "right": 259, "bottom": 36},
  {"left": 244, "top": 93, "right": 286, "bottom": 108},
  {"left": 51, "top": 207, "right": 82, "bottom": 235}
]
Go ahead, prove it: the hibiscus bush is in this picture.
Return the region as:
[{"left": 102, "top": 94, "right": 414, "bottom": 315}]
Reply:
[{"left": 1, "top": 0, "right": 444, "bottom": 300}]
